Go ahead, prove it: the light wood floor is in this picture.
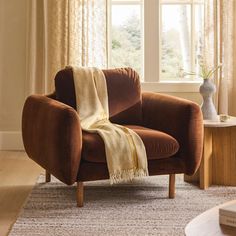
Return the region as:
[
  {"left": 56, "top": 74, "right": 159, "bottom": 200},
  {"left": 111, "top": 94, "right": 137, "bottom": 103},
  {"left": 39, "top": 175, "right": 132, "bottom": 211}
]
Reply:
[{"left": 0, "top": 151, "right": 42, "bottom": 236}]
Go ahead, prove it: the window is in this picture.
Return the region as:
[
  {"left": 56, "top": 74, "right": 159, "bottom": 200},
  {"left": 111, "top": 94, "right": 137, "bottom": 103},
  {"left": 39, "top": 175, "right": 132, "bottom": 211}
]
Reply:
[
  {"left": 161, "top": 0, "right": 204, "bottom": 81},
  {"left": 110, "top": 0, "right": 143, "bottom": 78},
  {"left": 109, "top": 0, "right": 204, "bottom": 85}
]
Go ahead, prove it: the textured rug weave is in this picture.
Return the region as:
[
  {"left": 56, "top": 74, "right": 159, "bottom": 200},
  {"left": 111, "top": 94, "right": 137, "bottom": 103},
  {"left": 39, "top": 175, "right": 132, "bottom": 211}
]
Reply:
[{"left": 9, "top": 175, "right": 236, "bottom": 236}]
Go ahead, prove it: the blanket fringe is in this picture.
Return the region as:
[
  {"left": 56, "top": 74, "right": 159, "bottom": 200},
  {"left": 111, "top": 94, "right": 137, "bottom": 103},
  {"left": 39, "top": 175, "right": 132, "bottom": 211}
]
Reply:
[{"left": 110, "top": 169, "right": 149, "bottom": 185}]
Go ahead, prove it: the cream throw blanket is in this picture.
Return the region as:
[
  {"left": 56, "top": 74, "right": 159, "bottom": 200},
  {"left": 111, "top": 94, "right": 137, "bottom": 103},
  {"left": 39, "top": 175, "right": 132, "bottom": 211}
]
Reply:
[{"left": 72, "top": 67, "right": 148, "bottom": 184}]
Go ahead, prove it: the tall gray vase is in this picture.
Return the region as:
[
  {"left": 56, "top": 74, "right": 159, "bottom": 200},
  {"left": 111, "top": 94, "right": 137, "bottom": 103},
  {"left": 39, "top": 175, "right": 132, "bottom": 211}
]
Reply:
[{"left": 199, "top": 79, "right": 218, "bottom": 120}]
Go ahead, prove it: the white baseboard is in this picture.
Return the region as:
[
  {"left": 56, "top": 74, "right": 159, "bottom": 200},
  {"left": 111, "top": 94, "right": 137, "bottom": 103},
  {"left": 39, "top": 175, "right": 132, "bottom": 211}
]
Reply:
[{"left": 0, "top": 131, "right": 24, "bottom": 150}]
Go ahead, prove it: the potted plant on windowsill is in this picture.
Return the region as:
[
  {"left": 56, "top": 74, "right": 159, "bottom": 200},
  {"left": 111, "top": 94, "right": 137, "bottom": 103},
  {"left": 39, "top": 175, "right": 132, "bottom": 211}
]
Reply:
[{"left": 184, "top": 63, "right": 222, "bottom": 121}]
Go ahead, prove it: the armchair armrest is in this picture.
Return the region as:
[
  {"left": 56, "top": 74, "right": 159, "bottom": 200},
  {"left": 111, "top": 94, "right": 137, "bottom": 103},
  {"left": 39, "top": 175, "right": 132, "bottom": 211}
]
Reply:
[
  {"left": 142, "top": 92, "right": 203, "bottom": 175},
  {"left": 22, "top": 95, "right": 82, "bottom": 185}
]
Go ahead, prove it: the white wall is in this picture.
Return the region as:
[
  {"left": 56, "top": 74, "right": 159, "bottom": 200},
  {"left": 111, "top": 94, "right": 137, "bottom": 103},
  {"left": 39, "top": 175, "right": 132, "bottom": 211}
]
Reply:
[
  {"left": 166, "top": 92, "right": 202, "bottom": 104},
  {"left": 0, "top": 0, "right": 202, "bottom": 150},
  {"left": 0, "top": 0, "right": 27, "bottom": 149}
]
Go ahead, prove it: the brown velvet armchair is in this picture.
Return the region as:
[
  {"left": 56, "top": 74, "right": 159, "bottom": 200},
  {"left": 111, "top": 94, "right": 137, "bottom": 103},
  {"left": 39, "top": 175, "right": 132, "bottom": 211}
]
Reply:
[{"left": 22, "top": 67, "right": 203, "bottom": 207}]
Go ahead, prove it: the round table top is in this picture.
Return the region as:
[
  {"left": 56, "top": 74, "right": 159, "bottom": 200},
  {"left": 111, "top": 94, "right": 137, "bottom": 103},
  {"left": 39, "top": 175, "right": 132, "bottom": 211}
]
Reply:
[
  {"left": 204, "top": 116, "right": 236, "bottom": 128},
  {"left": 185, "top": 200, "right": 236, "bottom": 236}
]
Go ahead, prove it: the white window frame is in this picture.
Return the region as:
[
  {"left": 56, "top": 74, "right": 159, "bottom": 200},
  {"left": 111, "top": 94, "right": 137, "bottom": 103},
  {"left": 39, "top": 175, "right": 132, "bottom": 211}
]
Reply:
[{"left": 109, "top": 0, "right": 204, "bottom": 92}]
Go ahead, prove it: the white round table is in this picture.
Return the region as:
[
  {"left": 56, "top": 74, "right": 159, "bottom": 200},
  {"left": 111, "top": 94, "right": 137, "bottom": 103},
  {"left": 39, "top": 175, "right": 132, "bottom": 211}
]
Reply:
[{"left": 185, "top": 200, "right": 236, "bottom": 236}]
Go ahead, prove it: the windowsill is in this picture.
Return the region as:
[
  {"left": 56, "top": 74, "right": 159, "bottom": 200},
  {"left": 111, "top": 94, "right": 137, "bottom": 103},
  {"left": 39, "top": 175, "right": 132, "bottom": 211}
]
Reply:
[{"left": 141, "top": 81, "right": 201, "bottom": 93}]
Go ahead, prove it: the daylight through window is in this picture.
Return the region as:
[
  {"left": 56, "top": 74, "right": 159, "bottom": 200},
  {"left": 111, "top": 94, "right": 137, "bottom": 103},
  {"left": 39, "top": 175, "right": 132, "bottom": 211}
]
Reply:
[{"left": 109, "top": 0, "right": 204, "bottom": 82}]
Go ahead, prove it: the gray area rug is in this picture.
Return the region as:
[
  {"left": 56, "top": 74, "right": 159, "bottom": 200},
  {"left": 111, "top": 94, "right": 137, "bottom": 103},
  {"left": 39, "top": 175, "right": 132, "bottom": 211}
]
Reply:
[{"left": 9, "top": 175, "right": 236, "bottom": 236}]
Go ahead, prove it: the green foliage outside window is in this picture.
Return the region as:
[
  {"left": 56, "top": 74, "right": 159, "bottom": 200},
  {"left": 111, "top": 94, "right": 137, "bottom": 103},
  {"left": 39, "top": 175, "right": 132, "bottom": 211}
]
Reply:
[{"left": 111, "top": 14, "right": 142, "bottom": 76}]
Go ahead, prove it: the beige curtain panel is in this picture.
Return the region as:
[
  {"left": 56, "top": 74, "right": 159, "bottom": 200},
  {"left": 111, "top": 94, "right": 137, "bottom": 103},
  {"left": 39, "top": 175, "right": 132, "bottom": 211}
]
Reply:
[
  {"left": 26, "top": 0, "right": 108, "bottom": 94},
  {"left": 204, "top": 0, "right": 236, "bottom": 115}
]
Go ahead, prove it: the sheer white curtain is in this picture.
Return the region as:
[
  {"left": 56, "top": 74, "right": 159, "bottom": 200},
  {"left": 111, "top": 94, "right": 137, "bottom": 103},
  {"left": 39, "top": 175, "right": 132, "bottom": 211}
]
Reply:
[
  {"left": 26, "top": 0, "right": 108, "bottom": 94},
  {"left": 204, "top": 0, "right": 236, "bottom": 115}
]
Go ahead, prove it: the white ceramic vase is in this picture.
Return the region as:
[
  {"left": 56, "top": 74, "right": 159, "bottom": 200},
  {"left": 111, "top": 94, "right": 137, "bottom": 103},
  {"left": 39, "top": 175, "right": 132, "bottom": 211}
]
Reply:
[{"left": 199, "top": 79, "right": 218, "bottom": 121}]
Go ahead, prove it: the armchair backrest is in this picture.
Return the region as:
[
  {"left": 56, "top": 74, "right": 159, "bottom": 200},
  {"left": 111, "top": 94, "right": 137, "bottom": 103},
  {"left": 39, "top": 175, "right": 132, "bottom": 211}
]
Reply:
[{"left": 55, "top": 67, "right": 142, "bottom": 125}]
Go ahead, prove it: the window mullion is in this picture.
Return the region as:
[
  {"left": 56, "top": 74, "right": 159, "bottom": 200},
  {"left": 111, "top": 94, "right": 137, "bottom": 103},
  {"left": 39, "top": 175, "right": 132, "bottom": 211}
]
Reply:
[
  {"left": 191, "top": 3, "right": 196, "bottom": 72},
  {"left": 112, "top": 0, "right": 140, "bottom": 5},
  {"left": 107, "top": 0, "right": 112, "bottom": 68},
  {"left": 141, "top": 0, "right": 144, "bottom": 79},
  {"left": 144, "top": 0, "right": 160, "bottom": 82}
]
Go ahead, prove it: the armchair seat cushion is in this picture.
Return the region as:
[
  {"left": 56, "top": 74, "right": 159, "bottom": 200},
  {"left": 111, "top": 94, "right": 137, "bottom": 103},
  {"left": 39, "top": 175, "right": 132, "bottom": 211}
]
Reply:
[{"left": 82, "top": 125, "right": 179, "bottom": 163}]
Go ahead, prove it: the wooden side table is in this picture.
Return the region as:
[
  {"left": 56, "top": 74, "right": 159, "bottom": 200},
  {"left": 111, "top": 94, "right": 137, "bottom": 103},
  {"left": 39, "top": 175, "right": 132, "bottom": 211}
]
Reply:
[{"left": 184, "top": 116, "right": 236, "bottom": 189}]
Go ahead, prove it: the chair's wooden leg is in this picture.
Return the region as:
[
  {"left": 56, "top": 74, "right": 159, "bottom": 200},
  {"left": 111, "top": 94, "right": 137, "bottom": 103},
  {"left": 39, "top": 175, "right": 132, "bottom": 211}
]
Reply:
[
  {"left": 169, "top": 174, "right": 175, "bottom": 199},
  {"left": 45, "top": 170, "right": 51, "bottom": 182},
  {"left": 77, "top": 182, "right": 84, "bottom": 207}
]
